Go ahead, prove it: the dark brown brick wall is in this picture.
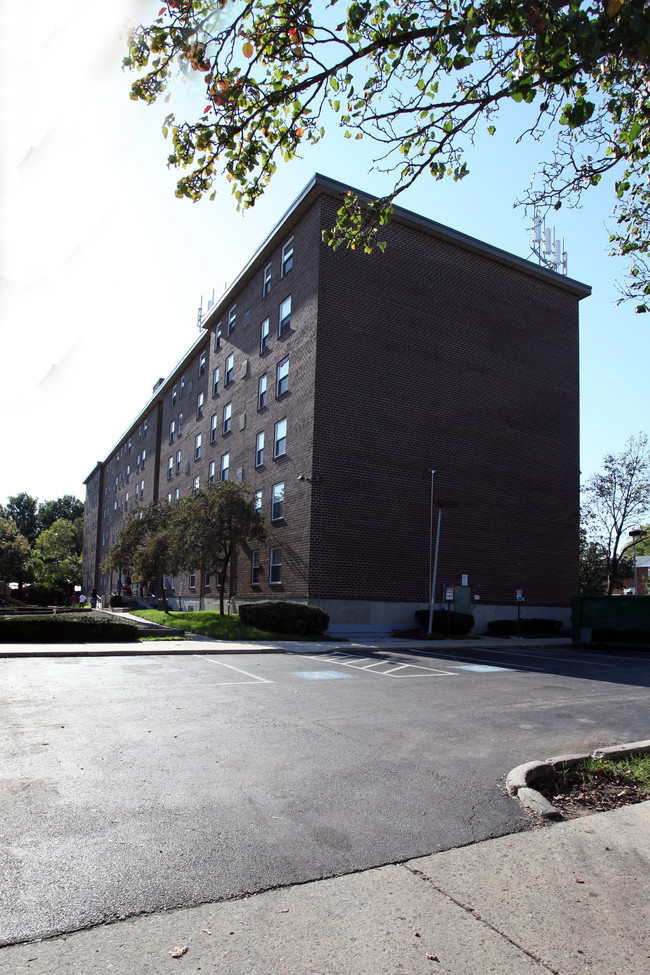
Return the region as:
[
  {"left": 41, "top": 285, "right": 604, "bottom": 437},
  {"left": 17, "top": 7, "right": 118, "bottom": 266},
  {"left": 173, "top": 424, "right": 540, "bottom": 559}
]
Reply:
[
  {"left": 85, "top": 183, "right": 583, "bottom": 611},
  {"left": 311, "top": 196, "right": 580, "bottom": 607}
]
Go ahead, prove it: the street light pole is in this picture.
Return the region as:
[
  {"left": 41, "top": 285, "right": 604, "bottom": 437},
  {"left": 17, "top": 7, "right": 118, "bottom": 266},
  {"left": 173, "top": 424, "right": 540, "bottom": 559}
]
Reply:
[{"left": 427, "top": 469, "right": 442, "bottom": 634}]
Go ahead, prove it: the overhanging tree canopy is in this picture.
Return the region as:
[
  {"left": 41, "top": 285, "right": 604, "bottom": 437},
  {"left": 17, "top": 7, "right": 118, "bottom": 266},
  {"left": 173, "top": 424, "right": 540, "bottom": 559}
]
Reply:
[{"left": 125, "top": 0, "right": 650, "bottom": 307}]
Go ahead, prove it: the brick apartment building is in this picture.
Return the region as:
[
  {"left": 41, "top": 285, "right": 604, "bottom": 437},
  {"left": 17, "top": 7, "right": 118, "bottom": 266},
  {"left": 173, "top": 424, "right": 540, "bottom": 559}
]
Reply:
[{"left": 83, "top": 173, "right": 591, "bottom": 634}]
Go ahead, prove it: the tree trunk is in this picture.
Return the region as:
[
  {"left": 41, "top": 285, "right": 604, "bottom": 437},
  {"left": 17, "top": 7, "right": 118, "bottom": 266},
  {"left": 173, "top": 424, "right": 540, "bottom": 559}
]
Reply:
[
  {"left": 159, "top": 575, "right": 169, "bottom": 614},
  {"left": 219, "top": 553, "right": 230, "bottom": 616}
]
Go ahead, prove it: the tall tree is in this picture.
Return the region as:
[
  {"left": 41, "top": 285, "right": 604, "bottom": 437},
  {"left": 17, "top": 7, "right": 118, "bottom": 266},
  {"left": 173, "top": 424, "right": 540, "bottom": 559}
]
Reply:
[
  {"left": 0, "top": 518, "right": 31, "bottom": 596},
  {"left": 125, "top": 0, "right": 650, "bottom": 307},
  {"left": 174, "top": 482, "right": 266, "bottom": 614},
  {"left": 103, "top": 502, "right": 178, "bottom": 613},
  {"left": 30, "top": 519, "right": 82, "bottom": 601},
  {"left": 4, "top": 493, "right": 39, "bottom": 546},
  {"left": 38, "top": 496, "right": 84, "bottom": 533},
  {"left": 581, "top": 433, "right": 650, "bottom": 595}
]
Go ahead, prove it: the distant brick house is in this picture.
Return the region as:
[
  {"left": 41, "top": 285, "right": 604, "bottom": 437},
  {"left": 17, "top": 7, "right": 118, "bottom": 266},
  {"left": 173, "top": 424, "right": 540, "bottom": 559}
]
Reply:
[{"left": 83, "top": 174, "right": 590, "bottom": 634}]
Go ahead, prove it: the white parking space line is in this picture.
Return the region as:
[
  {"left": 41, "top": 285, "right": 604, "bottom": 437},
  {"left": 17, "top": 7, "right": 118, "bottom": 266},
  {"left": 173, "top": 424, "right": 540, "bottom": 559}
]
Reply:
[
  {"left": 297, "top": 652, "right": 453, "bottom": 677},
  {"left": 474, "top": 647, "right": 616, "bottom": 667},
  {"left": 194, "top": 656, "right": 274, "bottom": 683}
]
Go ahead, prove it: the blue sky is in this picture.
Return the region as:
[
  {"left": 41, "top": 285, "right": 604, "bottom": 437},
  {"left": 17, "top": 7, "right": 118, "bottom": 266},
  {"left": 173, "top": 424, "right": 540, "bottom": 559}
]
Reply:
[{"left": 1, "top": 0, "right": 647, "bottom": 507}]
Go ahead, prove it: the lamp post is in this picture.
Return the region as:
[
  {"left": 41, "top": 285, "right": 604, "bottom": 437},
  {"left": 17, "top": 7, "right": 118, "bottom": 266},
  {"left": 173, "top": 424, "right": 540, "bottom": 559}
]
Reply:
[
  {"left": 628, "top": 529, "right": 646, "bottom": 595},
  {"left": 427, "top": 470, "right": 442, "bottom": 635}
]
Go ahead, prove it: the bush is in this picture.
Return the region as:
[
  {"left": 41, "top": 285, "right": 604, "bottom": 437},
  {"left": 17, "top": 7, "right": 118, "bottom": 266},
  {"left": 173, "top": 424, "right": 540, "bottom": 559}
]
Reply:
[
  {"left": 239, "top": 600, "right": 329, "bottom": 635},
  {"left": 0, "top": 616, "right": 139, "bottom": 643},
  {"left": 487, "top": 618, "right": 563, "bottom": 637},
  {"left": 109, "top": 594, "right": 123, "bottom": 608},
  {"left": 414, "top": 608, "right": 474, "bottom": 636}
]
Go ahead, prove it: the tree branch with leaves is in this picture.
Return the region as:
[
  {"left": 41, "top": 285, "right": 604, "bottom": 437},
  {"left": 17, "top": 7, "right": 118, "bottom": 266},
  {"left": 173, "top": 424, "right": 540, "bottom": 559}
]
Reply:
[{"left": 125, "top": 0, "right": 650, "bottom": 302}]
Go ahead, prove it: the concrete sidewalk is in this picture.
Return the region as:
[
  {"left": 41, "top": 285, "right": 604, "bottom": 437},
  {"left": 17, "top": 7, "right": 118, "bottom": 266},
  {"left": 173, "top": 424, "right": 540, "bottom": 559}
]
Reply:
[
  {"left": 0, "top": 634, "right": 575, "bottom": 657},
  {"left": 2, "top": 800, "right": 648, "bottom": 974}
]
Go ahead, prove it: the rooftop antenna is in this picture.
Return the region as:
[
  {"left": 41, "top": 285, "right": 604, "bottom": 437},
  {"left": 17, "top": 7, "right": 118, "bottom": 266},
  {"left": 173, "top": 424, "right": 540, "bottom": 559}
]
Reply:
[
  {"left": 197, "top": 296, "right": 203, "bottom": 329},
  {"left": 531, "top": 205, "right": 568, "bottom": 275}
]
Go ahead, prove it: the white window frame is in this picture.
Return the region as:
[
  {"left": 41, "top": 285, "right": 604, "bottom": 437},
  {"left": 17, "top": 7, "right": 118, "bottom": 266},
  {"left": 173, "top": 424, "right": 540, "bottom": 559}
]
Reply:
[
  {"left": 189, "top": 569, "right": 196, "bottom": 590},
  {"left": 276, "top": 356, "right": 289, "bottom": 396},
  {"left": 270, "top": 547, "right": 282, "bottom": 584},
  {"left": 258, "top": 374, "right": 267, "bottom": 410},
  {"left": 228, "top": 306, "right": 236, "bottom": 335},
  {"left": 272, "top": 481, "right": 285, "bottom": 521},
  {"left": 199, "top": 349, "right": 207, "bottom": 376},
  {"left": 263, "top": 262, "right": 272, "bottom": 296},
  {"left": 281, "top": 236, "right": 293, "bottom": 277},
  {"left": 225, "top": 353, "right": 234, "bottom": 385},
  {"left": 251, "top": 551, "right": 260, "bottom": 585},
  {"left": 223, "top": 402, "right": 232, "bottom": 434},
  {"left": 195, "top": 433, "right": 202, "bottom": 460},
  {"left": 212, "top": 366, "right": 219, "bottom": 397},
  {"left": 221, "top": 452, "right": 230, "bottom": 482},
  {"left": 208, "top": 461, "right": 216, "bottom": 484},
  {"left": 169, "top": 420, "right": 175, "bottom": 444},
  {"left": 260, "top": 317, "right": 270, "bottom": 352},
  {"left": 210, "top": 413, "right": 218, "bottom": 444},
  {"left": 254, "top": 490, "right": 262, "bottom": 513},
  {"left": 279, "top": 296, "right": 291, "bottom": 336},
  {"left": 274, "top": 418, "right": 287, "bottom": 458},
  {"left": 175, "top": 449, "right": 181, "bottom": 474},
  {"left": 167, "top": 456, "right": 173, "bottom": 480},
  {"left": 214, "top": 322, "right": 222, "bottom": 350},
  {"left": 197, "top": 392, "right": 204, "bottom": 419},
  {"left": 256, "top": 431, "right": 265, "bottom": 467}
]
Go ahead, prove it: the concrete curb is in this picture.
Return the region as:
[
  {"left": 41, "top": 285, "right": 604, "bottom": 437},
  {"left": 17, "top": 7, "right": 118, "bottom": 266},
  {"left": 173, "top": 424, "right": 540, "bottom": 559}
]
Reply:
[{"left": 506, "top": 738, "right": 650, "bottom": 819}]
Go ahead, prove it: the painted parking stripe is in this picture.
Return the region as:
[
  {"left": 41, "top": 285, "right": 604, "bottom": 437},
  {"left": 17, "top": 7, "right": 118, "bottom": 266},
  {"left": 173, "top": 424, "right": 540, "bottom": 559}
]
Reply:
[
  {"left": 292, "top": 670, "right": 358, "bottom": 680},
  {"left": 194, "top": 656, "right": 274, "bottom": 683},
  {"left": 297, "top": 652, "right": 452, "bottom": 677}
]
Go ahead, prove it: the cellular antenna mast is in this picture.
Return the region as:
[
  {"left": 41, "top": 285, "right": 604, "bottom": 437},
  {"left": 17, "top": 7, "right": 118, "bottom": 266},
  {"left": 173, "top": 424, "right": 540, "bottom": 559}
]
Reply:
[{"left": 531, "top": 206, "right": 568, "bottom": 276}]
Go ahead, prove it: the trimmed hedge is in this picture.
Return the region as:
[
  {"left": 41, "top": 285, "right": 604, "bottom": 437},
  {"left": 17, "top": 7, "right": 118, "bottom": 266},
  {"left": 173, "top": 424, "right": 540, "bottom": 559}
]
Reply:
[
  {"left": 487, "top": 618, "right": 563, "bottom": 637},
  {"left": 239, "top": 600, "right": 329, "bottom": 635},
  {"left": 0, "top": 616, "right": 139, "bottom": 643},
  {"left": 414, "top": 609, "right": 474, "bottom": 636}
]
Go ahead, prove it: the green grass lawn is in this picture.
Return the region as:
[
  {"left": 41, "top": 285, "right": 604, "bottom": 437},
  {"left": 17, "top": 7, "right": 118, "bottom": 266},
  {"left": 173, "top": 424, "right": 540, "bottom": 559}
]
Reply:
[{"left": 131, "top": 609, "right": 335, "bottom": 642}]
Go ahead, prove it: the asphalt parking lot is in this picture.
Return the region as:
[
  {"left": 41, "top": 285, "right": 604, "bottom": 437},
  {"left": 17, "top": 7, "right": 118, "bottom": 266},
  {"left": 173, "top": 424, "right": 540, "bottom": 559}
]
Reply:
[{"left": 2, "top": 643, "right": 649, "bottom": 947}]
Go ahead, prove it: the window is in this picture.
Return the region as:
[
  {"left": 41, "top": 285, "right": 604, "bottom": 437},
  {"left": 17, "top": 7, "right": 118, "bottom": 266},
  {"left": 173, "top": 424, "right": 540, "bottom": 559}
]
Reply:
[
  {"left": 174, "top": 488, "right": 180, "bottom": 501},
  {"left": 276, "top": 356, "right": 289, "bottom": 396},
  {"left": 274, "top": 418, "right": 287, "bottom": 458},
  {"left": 176, "top": 450, "right": 181, "bottom": 474},
  {"left": 223, "top": 402, "right": 232, "bottom": 434},
  {"left": 195, "top": 433, "right": 202, "bottom": 460},
  {"left": 137, "top": 453, "right": 141, "bottom": 471},
  {"left": 270, "top": 547, "right": 282, "bottom": 584},
  {"left": 178, "top": 412, "right": 183, "bottom": 436},
  {"left": 199, "top": 349, "right": 206, "bottom": 376},
  {"left": 260, "top": 317, "right": 269, "bottom": 352},
  {"left": 142, "top": 449, "right": 146, "bottom": 467},
  {"left": 210, "top": 414, "right": 218, "bottom": 444},
  {"left": 172, "top": 385, "right": 177, "bottom": 405},
  {"left": 208, "top": 460, "right": 215, "bottom": 484},
  {"left": 193, "top": 475, "right": 200, "bottom": 493},
  {"left": 225, "top": 353, "right": 234, "bottom": 385},
  {"left": 139, "top": 479, "right": 144, "bottom": 500},
  {"left": 166, "top": 492, "right": 172, "bottom": 503},
  {"left": 228, "top": 305, "right": 236, "bottom": 335},
  {"left": 272, "top": 482, "right": 285, "bottom": 521},
  {"left": 281, "top": 236, "right": 293, "bottom": 276},
  {"left": 258, "top": 374, "right": 267, "bottom": 410},
  {"left": 254, "top": 489, "right": 262, "bottom": 513},
  {"left": 221, "top": 452, "right": 230, "bottom": 482},
  {"left": 279, "top": 296, "right": 291, "bottom": 335},
  {"left": 212, "top": 367, "right": 219, "bottom": 397},
  {"left": 236, "top": 467, "right": 243, "bottom": 482},
  {"left": 214, "top": 322, "right": 222, "bottom": 350},
  {"left": 189, "top": 570, "right": 196, "bottom": 589},
  {"left": 168, "top": 456, "right": 173, "bottom": 480},
  {"left": 179, "top": 376, "right": 185, "bottom": 398},
  {"left": 263, "top": 262, "right": 272, "bottom": 296},
  {"left": 244, "top": 309, "right": 250, "bottom": 328},
  {"left": 204, "top": 570, "right": 211, "bottom": 587},
  {"left": 169, "top": 420, "right": 175, "bottom": 444},
  {"left": 197, "top": 392, "right": 204, "bottom": 419},
  {"left": 256, "top": 431, "right": 265, "bottom": 467},
  {"left": 251, "top": 551, "right": 260, "bottom": 585}
]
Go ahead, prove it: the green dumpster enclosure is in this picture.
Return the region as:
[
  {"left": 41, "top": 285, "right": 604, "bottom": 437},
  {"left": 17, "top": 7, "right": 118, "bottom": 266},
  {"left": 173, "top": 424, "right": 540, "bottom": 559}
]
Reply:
[{"left": 573, "top": 595, "right": 650, "bottom": 647}]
